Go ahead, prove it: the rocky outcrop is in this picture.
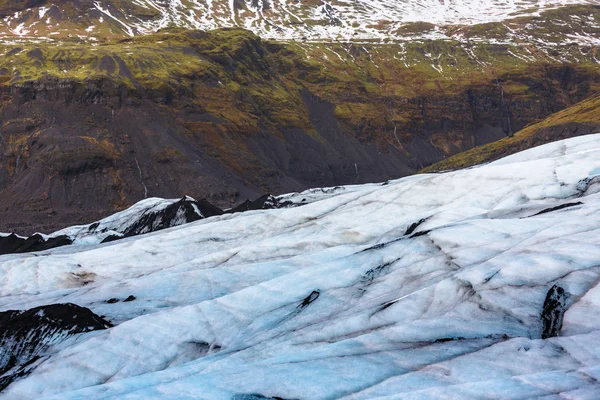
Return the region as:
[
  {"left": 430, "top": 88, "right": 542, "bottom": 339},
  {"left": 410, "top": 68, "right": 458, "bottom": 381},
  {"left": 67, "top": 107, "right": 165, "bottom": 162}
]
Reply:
[
  {"left": 226, "top": 195, "right": 281, "bottom": 213},
  {"left": 0, "top": 196, "right": 223, "bottom": 254},
  {"left": 0, "top": 194, "right": 295, "bottom": 255},
  {"left": 541, "top": 284, "right": 567, "bottom": 339},
  {"left": 0, "top": 303, "right": 111, "bottom": 391},
  {"left": 0, "top": 234, "right": 72, "bottom": 255},
  {"left": 119, "top": 197, "right": 223, "bottom": 237}
]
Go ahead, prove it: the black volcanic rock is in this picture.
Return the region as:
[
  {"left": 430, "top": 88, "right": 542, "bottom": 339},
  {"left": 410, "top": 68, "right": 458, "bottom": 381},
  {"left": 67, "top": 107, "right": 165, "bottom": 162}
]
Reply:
[
  {"left": 0, "top": 194, "right": 288, "bottom": 256},
  {"left": 15, "top": 234, "right": 72, "bottom": 253},
  {"left": 100, "top": 234, "right": 123, "bottom": 243},
  {"left": 121, "top": 197, "right": 224, "bottom": 237},
  {"left": 0, "top": 233, "right": 72, "bottom": 255},
  {"left": 404, "top": 218, "right": 426, "bottom": 235},
  {"left": 233, "top": 395, "right": 296, "bottom": 400},
  {"left": 0, "top": 196, "right": 225, "bottom": 255},
  {"left": 227, "top": 194, "right": 279, "bottom": 213},
  {"left": 0, "top": 303, "right": 111, "bottom": 391},
  {"left": 298, "top": 290, "right": 320, "bottom": 309},
  {"left": 541, "top": 284, "right": 567, "bottom": 339},
  {"left": 0, "top": 234, "right": 25, "bottom": 255}
]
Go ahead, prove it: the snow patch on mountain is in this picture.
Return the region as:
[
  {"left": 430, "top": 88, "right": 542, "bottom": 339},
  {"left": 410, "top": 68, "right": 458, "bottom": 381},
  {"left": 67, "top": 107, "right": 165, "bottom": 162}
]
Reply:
[{"left": 0, "top": 0, "right": 597, "bottom": 42}]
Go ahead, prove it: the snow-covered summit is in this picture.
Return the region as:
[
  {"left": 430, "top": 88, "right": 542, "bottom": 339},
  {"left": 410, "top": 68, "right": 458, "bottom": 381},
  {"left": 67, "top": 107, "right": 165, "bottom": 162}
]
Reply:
[
  {"left": 0, "top": 0, "right": 596, "bottom": 42},
  {"left": 1, "top": 134, "right": 600, "bottom": 398}
]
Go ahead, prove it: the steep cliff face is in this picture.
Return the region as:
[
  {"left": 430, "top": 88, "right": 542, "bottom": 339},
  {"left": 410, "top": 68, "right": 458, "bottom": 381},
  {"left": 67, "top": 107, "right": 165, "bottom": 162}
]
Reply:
[
  {"left": 0, "top": 25, "right": 598, "bottom": 233},
  {"left": 423, "top": 94, "right": 600, "bottom": 172}
]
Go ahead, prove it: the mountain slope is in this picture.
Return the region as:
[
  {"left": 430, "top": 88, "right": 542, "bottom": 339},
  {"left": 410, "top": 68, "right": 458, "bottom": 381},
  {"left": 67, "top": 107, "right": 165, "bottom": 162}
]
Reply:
[
  {"left": 0, "top": 2, "right": 598, "bottom": 235},
  {"left": 0, "top": 134, "right": 599, "bottom": 398},
  {"left": 422, "top": 93, "right": 600, "bottom": 172},
  {"left": 0, "top": 0, "right": 598, "bottom": 41},
  {"left": 0, "top": 21, "right": 599, "bottom": 234}
]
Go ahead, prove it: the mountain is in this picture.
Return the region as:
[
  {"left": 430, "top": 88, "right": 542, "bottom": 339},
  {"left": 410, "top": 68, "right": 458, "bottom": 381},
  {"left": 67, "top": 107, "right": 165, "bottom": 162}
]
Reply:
[
  {"left": 0, "top": 1, "right": 598, "bottom": 234},
  {"left": 0, "top": 0, "right": 597, "bottom": 41},
  {"left": 0, "top": 4, "right": 598, "bottom": 233},
  {"left": 0, "top": 135, "right": 599, "bottom": 398}
]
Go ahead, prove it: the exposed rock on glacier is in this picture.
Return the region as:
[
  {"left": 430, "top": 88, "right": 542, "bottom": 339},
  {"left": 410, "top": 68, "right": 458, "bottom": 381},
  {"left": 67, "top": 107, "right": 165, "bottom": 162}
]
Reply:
[
  {"left": 0, "top": 135, "right": 600, "bottom": 399},
  {"left": 0, "top": 234, "right": 72, "bottom": 255},
  {"left": 0, "top": 304, "right": 111, "bottom": 391},
  {"left": 0, "top": 196, "right": 224, "bottom": 254},
  {"left": 226, "top": 195, "right": 284, "bottom": 214},
  {"left": 541, "top": 285, "right": 567, "bottom": 339},
  {"left": 0, "top": 194, "right": 299, "bottom": 255},
  {"left": 53, "top": 196, "right": 224, "bottom": 244}
]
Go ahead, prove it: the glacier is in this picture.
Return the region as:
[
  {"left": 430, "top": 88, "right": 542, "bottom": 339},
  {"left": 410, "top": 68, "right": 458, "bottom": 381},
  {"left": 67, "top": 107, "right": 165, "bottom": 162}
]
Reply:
[{"left": 0, "top": 134, "right": 600, "bottom": 399}]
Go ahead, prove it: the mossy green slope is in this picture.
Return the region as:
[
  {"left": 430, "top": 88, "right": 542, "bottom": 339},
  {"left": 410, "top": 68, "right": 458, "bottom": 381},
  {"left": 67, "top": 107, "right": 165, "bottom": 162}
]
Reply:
[{"left": 0, "top": 25, "right": 599, "bottom": 176}]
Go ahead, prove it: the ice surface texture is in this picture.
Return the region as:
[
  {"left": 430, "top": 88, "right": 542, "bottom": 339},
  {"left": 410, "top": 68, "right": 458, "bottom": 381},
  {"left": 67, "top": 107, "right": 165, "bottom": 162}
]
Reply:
[{"left": 1, "top": 135, "right": 600, "bottom": 399}]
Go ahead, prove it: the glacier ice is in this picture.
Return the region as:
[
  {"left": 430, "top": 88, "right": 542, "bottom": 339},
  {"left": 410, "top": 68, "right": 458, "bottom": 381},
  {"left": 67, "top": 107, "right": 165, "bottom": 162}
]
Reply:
[{"left": 0, "top": 134, "right": 600, "bottom": 399}]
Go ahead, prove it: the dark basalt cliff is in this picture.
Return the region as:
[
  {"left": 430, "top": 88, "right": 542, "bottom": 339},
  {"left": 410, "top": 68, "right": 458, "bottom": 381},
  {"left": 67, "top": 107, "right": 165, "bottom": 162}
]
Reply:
[
  {"left": 423, "top": 93, "right": 600, "bottom": 172},
  {"left": 0, "top": 29, "right": 598, "bottom": 234}
]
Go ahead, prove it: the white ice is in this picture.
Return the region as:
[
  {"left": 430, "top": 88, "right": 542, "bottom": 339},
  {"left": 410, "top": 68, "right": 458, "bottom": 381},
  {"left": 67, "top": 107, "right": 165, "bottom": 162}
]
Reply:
[{"left": 1, "top": 134, "right": 600, "bottom": 399}]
